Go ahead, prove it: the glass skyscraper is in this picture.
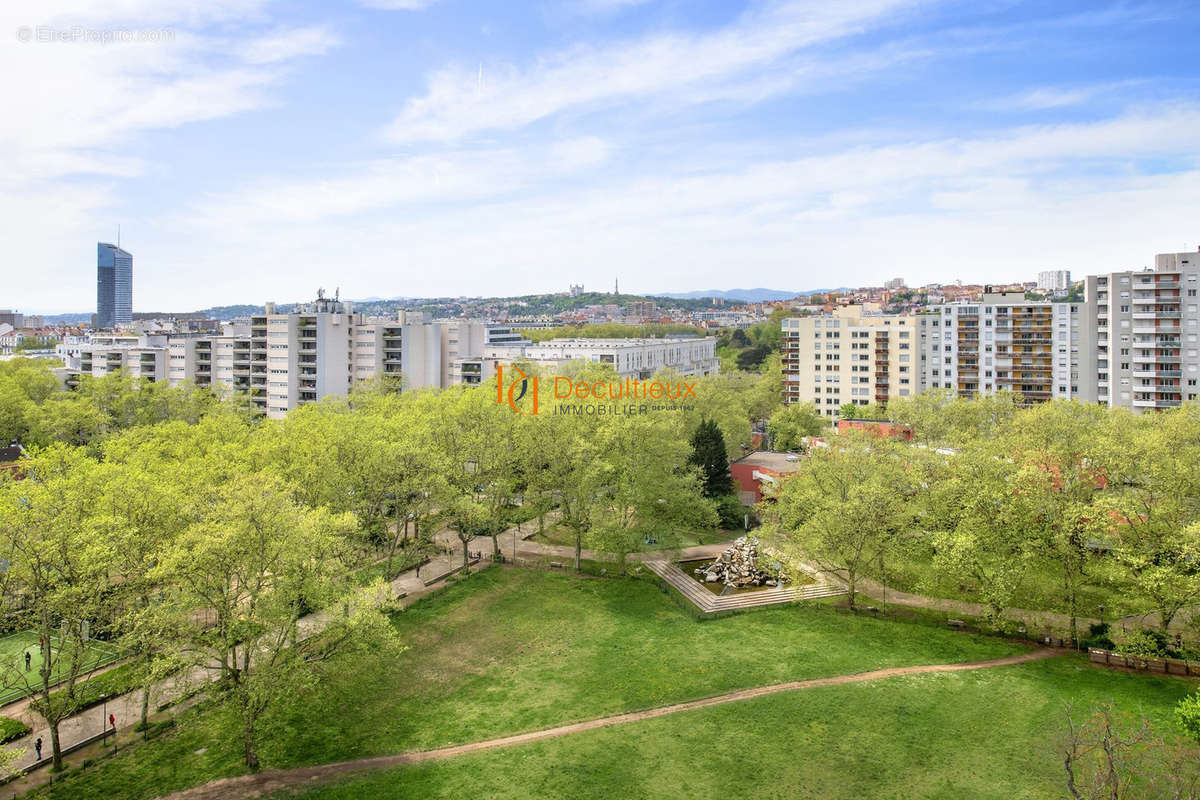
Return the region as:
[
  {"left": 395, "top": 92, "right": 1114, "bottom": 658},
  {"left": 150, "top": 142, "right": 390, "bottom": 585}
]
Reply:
[{"left": 96, "top": 242, "right": 133, "bottom": 329}]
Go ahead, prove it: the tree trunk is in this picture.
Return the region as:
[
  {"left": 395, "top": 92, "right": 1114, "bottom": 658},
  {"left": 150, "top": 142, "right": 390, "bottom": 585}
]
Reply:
[
  {"left": 139, "top": 684, "right": 150, "bottom": 732},
  {"left": 48, "top": 721, "right": 62, "bottom": 772},
  {"left": 461, "top": 536, "right": 470, "bottom": 571},
  {"left": 1064, "top": 571, "right": 1079, "bottom": 648},
  {"left": 243, "top": 714, "right": 260, "bottom": 770},
  {"left": 490, "top": 532, "right": 500, "bottom": 558},
  {"left": 846, "top": 572, "right": 857, "bottom": 610},
  {"left": 574, "top": 530, "right": 582, "bottom": 572}
]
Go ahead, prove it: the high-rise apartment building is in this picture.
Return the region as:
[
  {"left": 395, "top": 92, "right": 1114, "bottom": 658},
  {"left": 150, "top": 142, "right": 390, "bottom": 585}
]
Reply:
[
  {"left": 96, "top": 242, "right": 133, "bottom": 329},
  {"left": 884, "top": 278, "right": 905, "bottom": 290},
  {"left": 781, "top": 310, "right": 919, "bottom": 415},
  {"left": 917, "top": 291, "right": 1078, "bottom": 403},
  {"left": 244, "top": 294, "right": 363, "bottom": 417},
  {"left": 1037, "top": 270, "right": 1071, "bottom": 292},
  {"left": 1080, "top": 251, "right": 1200, "bottom": 411},
  {"left": 782, "top": 295, "right": 1079, "bottom": 410}
]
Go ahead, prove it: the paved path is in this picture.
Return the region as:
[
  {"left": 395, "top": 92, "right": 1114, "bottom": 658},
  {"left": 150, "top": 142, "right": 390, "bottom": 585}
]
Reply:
[
  {"left": 158, "top": 648, "right": 1058, "bottom": 800},
  {"left": 849, "top": 575, "right": 1192, "bottom": 635}
]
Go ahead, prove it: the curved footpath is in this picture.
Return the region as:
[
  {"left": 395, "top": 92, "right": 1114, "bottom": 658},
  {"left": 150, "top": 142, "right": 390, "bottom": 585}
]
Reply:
[{"left": 159, "top": 649, "right": 1058, "bottom": 800}]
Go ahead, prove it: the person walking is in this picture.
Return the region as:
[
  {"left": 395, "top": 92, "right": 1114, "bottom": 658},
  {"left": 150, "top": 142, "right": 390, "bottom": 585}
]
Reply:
[
  {"left": 24, "top": 650, "right": 31, "bottom": 671},
  {"left": 34, "top": 737, "right": 42, "bottom": 761}
]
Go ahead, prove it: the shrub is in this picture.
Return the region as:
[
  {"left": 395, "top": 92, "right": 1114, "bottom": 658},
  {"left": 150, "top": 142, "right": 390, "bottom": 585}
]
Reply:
[
  {"left": 1081, "top": 622, "right": 1115, "bottom": 652},
  {"left": 713, "top": 493, "right": 746, "bottom": 529},
  {"left": 0, "top": 715, "right": 31, "bottom": 744},
  {"left": 1117, "top": 628, "right": 1171, "bottom": 658}
]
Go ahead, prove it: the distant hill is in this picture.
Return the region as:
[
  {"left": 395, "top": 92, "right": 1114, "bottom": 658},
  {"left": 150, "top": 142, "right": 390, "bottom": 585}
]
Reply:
[
  {"left": 39, "top": 313, "right": 92, "bottom": 324},
  {"left": 655, "top": 288, "right": 851, "bottom": 303}
]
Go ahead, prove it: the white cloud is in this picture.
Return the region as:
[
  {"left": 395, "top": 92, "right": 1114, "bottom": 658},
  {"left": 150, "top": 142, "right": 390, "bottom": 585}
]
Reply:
[
  {"left": 383, "top": 0, "right": 919, "bottom": 143},
  {"left": 119, "top": 105, "right": 1200, "bottom": 310},
  {"left": 357, "top": 0, "right": 441, "bottom": 10},
  {"left": 975, "top": 80, "right": 1145, "bottom": 111},
  {"left": 240, "top": 26, "right": 341, "bottom": 65}
]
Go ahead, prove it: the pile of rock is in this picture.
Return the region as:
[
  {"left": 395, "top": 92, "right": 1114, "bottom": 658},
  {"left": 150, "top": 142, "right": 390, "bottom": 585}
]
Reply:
[{"left": 694, "top": 537, "right": 787, "bottom": 588}]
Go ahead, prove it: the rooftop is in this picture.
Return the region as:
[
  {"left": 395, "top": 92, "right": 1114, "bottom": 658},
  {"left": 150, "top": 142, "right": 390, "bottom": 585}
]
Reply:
[{"left": 734, "top": 451, "right": 803, "bottom": 474}]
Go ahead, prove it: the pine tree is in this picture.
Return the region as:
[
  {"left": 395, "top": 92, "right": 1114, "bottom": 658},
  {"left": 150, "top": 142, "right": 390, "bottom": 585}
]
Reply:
[{"left": 689, "top": 418, "right": 731, "bottom": 498}]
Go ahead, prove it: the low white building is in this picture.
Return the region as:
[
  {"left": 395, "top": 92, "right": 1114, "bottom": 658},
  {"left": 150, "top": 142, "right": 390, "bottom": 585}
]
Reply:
[{"left": 511, "top": 337, "right": 720, "bottom": 379}]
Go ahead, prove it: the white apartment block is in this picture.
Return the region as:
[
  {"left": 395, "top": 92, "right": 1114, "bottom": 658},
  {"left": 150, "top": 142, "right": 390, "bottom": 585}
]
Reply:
[
  {"left": 917, "top": 291, "right": 1078, "bottom": 403},
  {"left": 70, "top": 333, "right": 168, "bottom": 383},
  {"left": 781, "top": 310, "right": 918, "bottom": 416},
  {"left": 1037, "top": 270, "right": 1071, "bottom": 292},
  {"left": 510, "top": 337, "right": 719, "bottom": 380},
  {"left": 1080, "top": 251, "right": 1200, "bottom": 412},
  {"left": 62, "top": 296, "right": 535, "bottom": 417}
]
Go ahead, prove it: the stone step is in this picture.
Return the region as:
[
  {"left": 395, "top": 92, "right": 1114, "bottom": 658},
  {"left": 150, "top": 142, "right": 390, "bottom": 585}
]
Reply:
[{"left": 646, "top": 559, "right": 847, "bottom": 613}]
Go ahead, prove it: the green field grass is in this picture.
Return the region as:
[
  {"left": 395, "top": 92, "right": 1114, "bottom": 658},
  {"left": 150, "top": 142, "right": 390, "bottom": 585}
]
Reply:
[
  {"left": 23, "top": 569, "right": 1194, "bottom": 800},
  {"left": 271, "top": 656, "right": 1196, "bottom": 800},
  {"left": 0, "top": 631, "right": 122, "bottom": 705}
]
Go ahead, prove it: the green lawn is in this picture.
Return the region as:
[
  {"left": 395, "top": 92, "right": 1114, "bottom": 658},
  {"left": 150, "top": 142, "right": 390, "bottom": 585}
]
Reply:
[
  {"left": 272, "top": 657, "right": 1196, "bottom": 800},
  {"left": 0, "top": 631, "right": 123, "bottom": 705},
  {"left": 23, "top": 568, "right": 1193, "bottom": 800}
]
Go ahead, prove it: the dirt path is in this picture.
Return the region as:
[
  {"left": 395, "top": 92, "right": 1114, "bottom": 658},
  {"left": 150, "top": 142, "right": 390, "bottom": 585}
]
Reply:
[{"left": 159, "top": 648, "right": 1058, "bottom": 800}]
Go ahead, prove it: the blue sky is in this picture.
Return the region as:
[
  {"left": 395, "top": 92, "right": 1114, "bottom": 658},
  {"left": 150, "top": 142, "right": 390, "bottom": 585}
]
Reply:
[{"left": 3, "top": 0, "right": 1200, "bottom": 312}]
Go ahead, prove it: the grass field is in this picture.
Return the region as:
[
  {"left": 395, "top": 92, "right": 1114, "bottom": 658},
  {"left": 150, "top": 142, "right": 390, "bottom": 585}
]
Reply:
[
  {"left": 24, "top": 568, "right": 1197, "bottom": 800},
  {"left": 273, "top": 657, "right": 1195, "bottom": 800},
  {"left": 0, "top": 631, "right": 122, "bottom": 705}
]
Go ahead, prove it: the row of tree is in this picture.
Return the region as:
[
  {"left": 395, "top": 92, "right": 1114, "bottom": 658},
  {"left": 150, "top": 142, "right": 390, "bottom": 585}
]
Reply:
[
  {"left": 0, "top": 357, "right": 780, "bottom": 771},
  {"left": 762, "top": 393, "right": 1200, "bottom": 650}
]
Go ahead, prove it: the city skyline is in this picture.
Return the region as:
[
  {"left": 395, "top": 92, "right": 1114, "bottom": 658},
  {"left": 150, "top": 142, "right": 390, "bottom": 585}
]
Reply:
[{"left": 5, "top": 0, "right": 1200, "bottom": 312}]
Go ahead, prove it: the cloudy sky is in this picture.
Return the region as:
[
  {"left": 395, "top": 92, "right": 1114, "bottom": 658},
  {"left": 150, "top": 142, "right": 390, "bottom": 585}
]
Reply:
[{"left": 3, "top": 0, "right": 1200, "bottom": 312}]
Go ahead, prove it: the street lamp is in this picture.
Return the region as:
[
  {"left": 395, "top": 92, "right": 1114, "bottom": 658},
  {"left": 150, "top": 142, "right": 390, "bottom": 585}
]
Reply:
[{"left": 100, "top": 694, "right": 107, "bottom": 745}]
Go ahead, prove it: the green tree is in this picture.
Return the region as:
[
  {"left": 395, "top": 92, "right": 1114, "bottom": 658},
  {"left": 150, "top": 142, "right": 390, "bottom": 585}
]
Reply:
[
  {"left": 153, "top": 472, "right": 386, "bottom": 769},
  {"left": 930, "top": 448, "right": 1036, "bottom": 626},
  {"left": 590, "top": 414, "right": 717, "bottom": 570},
  {"left": 764, "top": 436, "right": 923, "bottom": 608},
  {"left": 0, "top": 446, "right": 116, "bottom": 771},
  {"left": 689, "top": 418, "right": 731, "bottom": 498},
  {"left": 767, "top": 403, "right": 826, "bottom": 451},
  {"left": 1006, "top": 401, "right": 1113, "bottom": 646},
  {"left": 1094, "top": 407, "right": 1200, "bottom": 632}
]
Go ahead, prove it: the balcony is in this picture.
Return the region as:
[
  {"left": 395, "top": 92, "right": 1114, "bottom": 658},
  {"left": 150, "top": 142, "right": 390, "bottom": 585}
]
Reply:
[{"left": 1134, "top": 397, "right": 1180, "bottom": 409}]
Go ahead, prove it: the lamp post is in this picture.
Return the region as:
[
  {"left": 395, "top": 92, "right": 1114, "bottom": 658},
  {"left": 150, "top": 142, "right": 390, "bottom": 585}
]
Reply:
[{"left": 100, "top": 694, "right": 107, "bottom": 745}]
